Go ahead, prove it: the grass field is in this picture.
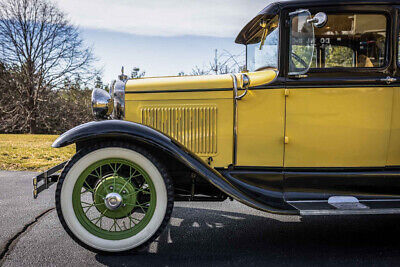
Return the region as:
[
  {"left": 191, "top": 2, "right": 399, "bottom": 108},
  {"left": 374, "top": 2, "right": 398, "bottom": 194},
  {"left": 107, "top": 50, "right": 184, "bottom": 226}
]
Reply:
[{"left": 0, "top": 134, "right": 75, "bottom": 172}]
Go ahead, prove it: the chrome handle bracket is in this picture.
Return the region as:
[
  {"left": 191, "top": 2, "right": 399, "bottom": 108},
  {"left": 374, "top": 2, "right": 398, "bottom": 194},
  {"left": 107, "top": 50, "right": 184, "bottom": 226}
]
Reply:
[
  {"left": 231, "top": 74, "right": 249, "bottom": 100},
  {"left": 236, "top": 88, "right": 248, "bottom": 100},
  {"left": 381, "top": 76, "right": 397, "bottom": 85}
]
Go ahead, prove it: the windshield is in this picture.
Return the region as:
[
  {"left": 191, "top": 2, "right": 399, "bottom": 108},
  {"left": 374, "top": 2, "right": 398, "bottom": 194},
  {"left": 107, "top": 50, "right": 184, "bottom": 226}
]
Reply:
[{"left": 246, "top": 16, "right": 279, "bottom": 72}]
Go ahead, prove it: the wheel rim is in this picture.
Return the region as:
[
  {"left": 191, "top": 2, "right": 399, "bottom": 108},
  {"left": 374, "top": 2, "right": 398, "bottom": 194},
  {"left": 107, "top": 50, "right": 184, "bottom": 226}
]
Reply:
[{"left": 72, "top": 158, "right": 157, "bottom": 240}]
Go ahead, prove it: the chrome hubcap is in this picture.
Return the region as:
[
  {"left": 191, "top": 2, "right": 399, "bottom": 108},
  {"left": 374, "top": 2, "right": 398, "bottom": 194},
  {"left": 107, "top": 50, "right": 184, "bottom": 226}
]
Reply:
[{"left": 104, "top": 192, "right": 123, "bottom": 210}]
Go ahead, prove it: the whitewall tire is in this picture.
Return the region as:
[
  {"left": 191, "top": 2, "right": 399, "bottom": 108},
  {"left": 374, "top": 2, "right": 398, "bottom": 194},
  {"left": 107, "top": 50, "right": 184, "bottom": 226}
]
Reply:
[{"left": 55, "top": 142, "right": 174, "bottom": 253}]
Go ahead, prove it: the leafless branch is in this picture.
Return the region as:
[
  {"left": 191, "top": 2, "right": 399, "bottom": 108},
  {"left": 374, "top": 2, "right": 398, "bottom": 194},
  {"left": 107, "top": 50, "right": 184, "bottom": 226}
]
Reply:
[{"left": 0, "top": 0, "right": 96, "bottom": 133}]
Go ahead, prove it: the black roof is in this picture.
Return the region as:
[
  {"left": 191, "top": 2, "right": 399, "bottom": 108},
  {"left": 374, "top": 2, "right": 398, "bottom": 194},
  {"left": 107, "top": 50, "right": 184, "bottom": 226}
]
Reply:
[
  {"left": 263, "top": 0, "right": 399, "bottom": 8},
  {"left": 235, "top": 0, "right": 399, "bottom": 44}
]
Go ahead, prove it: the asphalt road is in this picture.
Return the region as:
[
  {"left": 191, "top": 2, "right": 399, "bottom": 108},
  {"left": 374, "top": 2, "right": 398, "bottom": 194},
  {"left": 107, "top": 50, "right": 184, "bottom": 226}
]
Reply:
[{"left": 1, "top": 170, "right": 400, "bottom": 266}]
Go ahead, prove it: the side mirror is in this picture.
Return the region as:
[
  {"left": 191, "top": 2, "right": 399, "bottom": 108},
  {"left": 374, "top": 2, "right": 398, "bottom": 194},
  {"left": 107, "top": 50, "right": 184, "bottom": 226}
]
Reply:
[{"left": 307, "top": 12, "right": 327, "bottom": 28}]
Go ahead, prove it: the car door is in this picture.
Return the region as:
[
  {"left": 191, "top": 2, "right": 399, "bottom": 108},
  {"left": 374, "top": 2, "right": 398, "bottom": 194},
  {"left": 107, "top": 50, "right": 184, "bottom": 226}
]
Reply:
[
  {"left": 387, "top": 9, "right": 400, "bottom": 166},
  {"left": 236, "top": 15, "right": 286, "bottom": 167},
  {"left": 283, "top": 6, "right": 400, "bottom": 201},
  {"left": 222, "top": 14, "right": 292, "bottom": 211},
  {"left": 236, "top": 81, "right": 286, "bottom": 167}
]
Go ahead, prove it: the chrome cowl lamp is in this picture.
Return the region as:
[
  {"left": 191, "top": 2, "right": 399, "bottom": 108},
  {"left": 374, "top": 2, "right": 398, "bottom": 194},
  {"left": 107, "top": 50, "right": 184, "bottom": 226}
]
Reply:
[
  {"left": 112, "top": 79, "right": 126, "bottom": 119},
  {"left": 92, "top": 67, "right": 127, "bottom": 120},
  {"left": 91, "top": 88, "right": 113, "bottom": 120}
]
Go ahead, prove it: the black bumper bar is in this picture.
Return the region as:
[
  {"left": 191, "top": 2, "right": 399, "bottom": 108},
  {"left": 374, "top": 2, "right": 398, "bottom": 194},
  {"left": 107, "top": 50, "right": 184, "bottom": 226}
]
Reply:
[{"left": 33, "top": 161, "right": 68, "bottom": 199}]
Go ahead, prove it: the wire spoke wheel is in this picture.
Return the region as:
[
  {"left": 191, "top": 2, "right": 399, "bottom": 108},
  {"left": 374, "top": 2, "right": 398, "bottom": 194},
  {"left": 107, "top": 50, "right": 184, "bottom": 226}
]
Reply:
[
  {"left": 72, "top": 158, "right": 157, "bottom": 240},
  {"left": 56, "top": 143, "right": 173, "bottom": 252}
]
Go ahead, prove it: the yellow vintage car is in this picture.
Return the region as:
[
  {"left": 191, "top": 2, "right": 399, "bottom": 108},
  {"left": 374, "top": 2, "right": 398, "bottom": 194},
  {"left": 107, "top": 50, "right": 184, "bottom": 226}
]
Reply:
[{"left": 33, "top": 0, "right": 400, "bottom": 253}]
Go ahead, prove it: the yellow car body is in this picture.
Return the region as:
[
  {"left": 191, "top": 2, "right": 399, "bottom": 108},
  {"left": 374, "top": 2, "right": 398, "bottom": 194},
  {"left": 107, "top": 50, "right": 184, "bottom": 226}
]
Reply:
[
  {"left": 123, "top": 71, "right": 400, "bottom": 169},
  {"left": 125, "top": 70, "right": 278, "bottom": 168},
  {"left": 34, "top": 0, "right": 400, "bottom": 253},
  {"left": 37, "top": 1, "right": 400, "bottom": 235}
]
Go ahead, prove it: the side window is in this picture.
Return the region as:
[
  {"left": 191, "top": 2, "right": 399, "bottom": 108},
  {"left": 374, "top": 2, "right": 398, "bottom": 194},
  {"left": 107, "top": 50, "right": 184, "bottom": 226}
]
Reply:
[
  {"left": 309, "top": 13, "right": 387, "bottom": 69},
  {"left": 324, "top": 45, "right": 354, "bottom": 68},
  {"left": 398, "top": 17, "right": 400, "bottom": 66}
]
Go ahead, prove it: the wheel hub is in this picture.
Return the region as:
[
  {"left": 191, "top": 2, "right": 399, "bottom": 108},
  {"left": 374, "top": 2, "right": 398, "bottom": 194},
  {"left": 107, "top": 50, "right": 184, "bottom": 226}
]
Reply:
[
  {"left": 104, "top": 192, "right": 123, "bottom": 210},
  {"left": 93, "top": 176, "right": 137, "bottom": 219}
]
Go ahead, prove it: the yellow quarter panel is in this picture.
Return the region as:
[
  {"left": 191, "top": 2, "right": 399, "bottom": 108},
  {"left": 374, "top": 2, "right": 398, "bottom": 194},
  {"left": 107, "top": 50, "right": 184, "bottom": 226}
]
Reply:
[
  {"left": 285, "top": 87, "right": 393, "bottom": 167},
  {"left": 237, "top": 89, "right": 285, "bottom": 166},
  {"left": 387, "top": 87, "right": 400, "bottom": 165},
  {"left": 125, "top": 92, "right": 233, "bottom": 167}
]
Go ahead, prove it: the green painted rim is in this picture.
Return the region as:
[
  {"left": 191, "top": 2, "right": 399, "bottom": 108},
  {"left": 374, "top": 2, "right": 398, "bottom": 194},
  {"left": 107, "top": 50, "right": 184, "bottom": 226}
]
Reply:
[
  {"left": 72, "top": 158, "right": 157, "bottom": 240},
  {"left": 93, "top": 176, "right": 138, "bottom": 219}
]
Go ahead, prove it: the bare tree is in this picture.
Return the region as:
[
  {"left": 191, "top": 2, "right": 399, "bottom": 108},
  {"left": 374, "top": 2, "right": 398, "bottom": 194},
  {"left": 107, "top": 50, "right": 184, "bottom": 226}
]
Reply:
[
  {"left": 209, "top": 49, "right": 245, "bottom": 74},
  {"left": 191, "top": 65, "right": 210, "bottom": 76},
  {"left": 0, "top": 0, "right": 96, "bottom": 133},
  {"left": 189, "top": 49, "right": 245, "bottom": 76}
]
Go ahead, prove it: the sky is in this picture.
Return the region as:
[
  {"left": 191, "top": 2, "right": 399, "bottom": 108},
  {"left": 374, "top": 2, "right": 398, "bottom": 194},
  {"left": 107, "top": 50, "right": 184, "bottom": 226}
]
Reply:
[{"left": 55, "top": 0, "right": 271, "bottom": 83}]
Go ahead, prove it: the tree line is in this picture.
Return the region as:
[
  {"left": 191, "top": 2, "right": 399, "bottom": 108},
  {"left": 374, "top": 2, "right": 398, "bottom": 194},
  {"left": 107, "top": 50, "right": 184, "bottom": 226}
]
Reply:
[
  {"left": 0, "top": 0, "right": 99, "bottom": 134},
  {"left": 0, "top": 0, "right": 243, "bottom": 135}
]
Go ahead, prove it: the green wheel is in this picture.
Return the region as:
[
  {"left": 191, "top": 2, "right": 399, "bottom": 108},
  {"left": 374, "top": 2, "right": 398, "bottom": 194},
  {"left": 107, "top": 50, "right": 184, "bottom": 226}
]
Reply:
[{"left": 56, "top": 142, "right": 174, "bottom": 253}]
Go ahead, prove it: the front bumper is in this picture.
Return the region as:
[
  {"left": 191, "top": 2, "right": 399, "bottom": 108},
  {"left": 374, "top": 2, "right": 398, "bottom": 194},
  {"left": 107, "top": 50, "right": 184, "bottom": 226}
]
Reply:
[{"left": 33, "top": 161, "right": 68, "bottom": 199}]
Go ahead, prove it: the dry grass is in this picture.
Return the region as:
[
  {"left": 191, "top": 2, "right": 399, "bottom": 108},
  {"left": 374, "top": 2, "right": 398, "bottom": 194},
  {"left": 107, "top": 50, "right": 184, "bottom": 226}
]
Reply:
[{"left": 0, "top": 134, "right": 75, "bottom": 172}]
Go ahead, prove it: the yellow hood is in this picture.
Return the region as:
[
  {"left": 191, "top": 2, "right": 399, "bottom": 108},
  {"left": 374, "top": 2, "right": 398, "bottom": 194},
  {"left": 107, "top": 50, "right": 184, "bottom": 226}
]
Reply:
[{"left": 125, "top": 70, "right": 277, "bottom": 93}]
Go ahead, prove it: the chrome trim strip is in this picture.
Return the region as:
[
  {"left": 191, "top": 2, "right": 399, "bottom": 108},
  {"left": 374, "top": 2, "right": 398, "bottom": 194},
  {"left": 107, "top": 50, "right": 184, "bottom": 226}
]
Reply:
[
  {"left": 125, "top": 88, "right": 233, "bottom": 94},
  {"left": 231, "top": 74, "right": 239, "bottom": 166},
  {"left": 300, "top": 208, "right": 400, "bottom": 216}
]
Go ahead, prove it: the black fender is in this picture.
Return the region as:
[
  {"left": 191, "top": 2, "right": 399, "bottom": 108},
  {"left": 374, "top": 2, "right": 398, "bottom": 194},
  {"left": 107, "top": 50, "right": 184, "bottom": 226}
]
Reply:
[{"left": 53, "top": 120, "right": 298, "bottom": 215}]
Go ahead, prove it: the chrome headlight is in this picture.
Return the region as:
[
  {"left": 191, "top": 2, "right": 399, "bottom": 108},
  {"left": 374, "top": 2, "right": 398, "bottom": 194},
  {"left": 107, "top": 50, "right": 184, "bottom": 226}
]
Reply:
[
  {"left": 91, "top": 88, "right": 113, "bottom": 120},
  {"left": 112, "top": 80, "right": 126, "bottom": 119}
]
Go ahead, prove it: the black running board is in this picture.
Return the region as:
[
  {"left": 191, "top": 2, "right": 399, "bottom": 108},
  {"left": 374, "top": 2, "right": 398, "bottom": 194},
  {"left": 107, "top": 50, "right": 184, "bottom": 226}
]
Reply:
[{"left": 288, "top": 197, "right": 400, "bottom": 216}]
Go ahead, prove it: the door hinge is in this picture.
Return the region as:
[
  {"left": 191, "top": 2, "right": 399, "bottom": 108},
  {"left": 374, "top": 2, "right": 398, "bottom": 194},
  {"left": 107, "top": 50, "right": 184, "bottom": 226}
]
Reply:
[
  {"left": 285, "top": 19, "right": 290, "bottom": 27},
  {"left": 285, "top": 89, "right": 290, "bottom": 97},
  {"left": 288, "top": 74, "right": 308, "bottom": 79},
  {"left": 380, "top": 76, "right": 397, "bottom": 85},
  {"left": 284, "top": 136, "right": 289, "bottom": 144}
]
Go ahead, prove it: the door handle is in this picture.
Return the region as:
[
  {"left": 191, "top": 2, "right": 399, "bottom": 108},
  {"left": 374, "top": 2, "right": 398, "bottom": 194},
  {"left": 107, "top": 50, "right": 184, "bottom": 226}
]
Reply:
[{"left": 380, "top": 76, "right": 397, "bottom": 85}]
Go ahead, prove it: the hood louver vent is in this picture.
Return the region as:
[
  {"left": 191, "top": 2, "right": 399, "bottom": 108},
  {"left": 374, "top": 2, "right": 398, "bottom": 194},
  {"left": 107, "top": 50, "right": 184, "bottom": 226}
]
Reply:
[{"left": 141, "top": 105, "right": 217, "bottom": 155}]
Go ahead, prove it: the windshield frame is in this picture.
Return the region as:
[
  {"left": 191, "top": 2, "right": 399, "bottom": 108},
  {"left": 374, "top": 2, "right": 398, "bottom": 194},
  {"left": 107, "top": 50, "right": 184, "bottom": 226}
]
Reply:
[{"left": 246, "top": 15, "right": 281, "bottom": 72}]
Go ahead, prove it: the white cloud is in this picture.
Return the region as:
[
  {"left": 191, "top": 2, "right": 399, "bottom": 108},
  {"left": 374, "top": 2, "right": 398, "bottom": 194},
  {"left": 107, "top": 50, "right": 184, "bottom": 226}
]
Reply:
[{"left": 54, "top": 0, "right": 270, "bottom": 37}]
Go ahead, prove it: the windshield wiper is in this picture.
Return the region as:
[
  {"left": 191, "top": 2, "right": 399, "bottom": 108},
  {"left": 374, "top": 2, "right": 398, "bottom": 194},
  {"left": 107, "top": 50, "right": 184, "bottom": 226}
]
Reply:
[{"left": 259, "top": 20, "right": 268, "bottom": 50}]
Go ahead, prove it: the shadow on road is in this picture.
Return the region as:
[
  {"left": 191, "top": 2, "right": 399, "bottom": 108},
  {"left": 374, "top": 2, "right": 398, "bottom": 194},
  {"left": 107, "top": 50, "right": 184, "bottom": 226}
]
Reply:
[{"left": 95, "top": 206, "right": 400, "bottom": 266}]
